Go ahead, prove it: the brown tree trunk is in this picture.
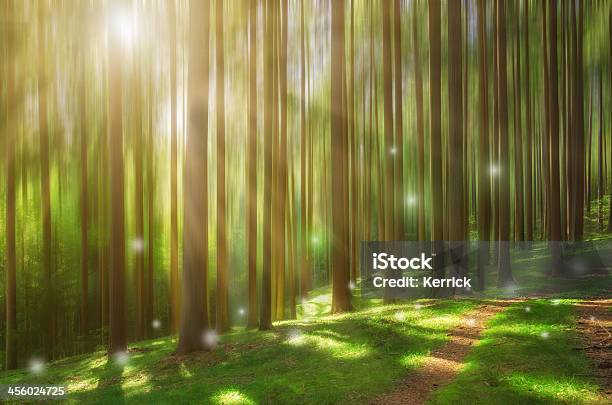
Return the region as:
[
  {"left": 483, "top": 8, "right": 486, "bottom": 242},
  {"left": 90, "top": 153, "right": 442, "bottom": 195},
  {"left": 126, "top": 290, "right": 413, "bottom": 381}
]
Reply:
[
  {"left": 246, "top": 0, "right": 258, "bottom": 329},
  {"left": 178, "top": 0, "right": 210, "bottom": 353},
  {"left": 524, "top": 0, "right": 533, "bottom": 241},
  {"left": 331, "top": 0, "right": 352, "bottom": 313},
  {"left": 79, "top": 2, "right": 89, "bottom": 338},
  {"left": 382, "top": 0, "right": 394, "bottom": 243},
  {"left": 108, "top": 3, "right": 127, "bottom": 355},
  {"left": 393, "top": 0, "right": 404, "bottom": 239},
  {"left": 413, "top": 2, "right": 426, "bottom": 242}
]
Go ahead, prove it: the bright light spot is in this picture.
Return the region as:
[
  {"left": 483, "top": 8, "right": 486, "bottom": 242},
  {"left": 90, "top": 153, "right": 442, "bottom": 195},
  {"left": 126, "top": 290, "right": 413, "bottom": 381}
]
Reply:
[
  {"left": 525, "top": 306, "right": 531, "bottom": 313},
  {"left": 414, "top": 303, "right": 422, "bottom": 310},
  {"left": 589, "top": 315, "right": 596, "bottom": 321},
  {"left": 212, "top": 389, "right": 256, "bottom": 405},
  {"left": 113, "top": 351, "right": 129, "bottom": 366},
  {"left": 151, "top": 319, "right": 161, "bottom": 329},
  {"left": 390, "top": 146, "right": 397, "bottom": 155},
  {"left": 540, "top": 331, "right": 550, "bottom": 339},
  {"left": 110, "top": 9, "right": 137, "bottom": 48},
  {"left": 406, "top": 195, "right": 417, "bottom": 206},
  {"left": 131, "top": 237, "right": 144, "bottom": 253},
  {"left": 489, "top": 164, "right": 499, "bottom": 176},
  {"left": 287, "top": 329, "right": 304, "bottom": 346},
  {"left": 28, "top": 358, "right": 46, "bottom": 375},
  {"left": 311, "top": 236, "right": 320, "bottom": 245},
  {"left": 466, "top": 318, "right": 477, "bottom": 327},
  {"left": 394, "top": 311, "right": 406, "bottom": 322},
  {"left": 551, "top": 299, "right": 561, "bottom": 306},
  {"left": 349, "top": 281, "right": 356, "bottom": 290},
  {"left": 202, "top": 330, "right": 219, "bottom": 348},
  {"left": 238, "top": 307, "right": 246, "bottom": 316}
]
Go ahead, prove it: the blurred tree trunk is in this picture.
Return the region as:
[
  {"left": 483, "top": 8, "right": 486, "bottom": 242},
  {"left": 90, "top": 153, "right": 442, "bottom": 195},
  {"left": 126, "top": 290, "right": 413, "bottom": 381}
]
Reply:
[
  {"left": 570, "top": 0, "right": 584, "bottom": 240},
  {"left": 413, "top": 1, "right": 425, "bottom": 242},
  {"left": 246, "top": 0, "right": 258, "bottom": 329},
  {"left": 497, "top": 0, "right": 514, "bottom": 287},
  {"left": 513, "top": 24, "right": 524, "bottom": 242},
  {"left": 382, "top": 0, "right": 394, "bottom": 244},
  {"left": 216, "top": 0, "right": 229, "bottom": 332},
  {"left": 133, "top": 59, "right": 145, "bottom": 341},
  {"left": 178, "top": 0, "right": 210, "bottom": 353},
  {"left": 5, "top": 0, "right": 17, "bottom": 370},
  {"left": 393, "top": 0, "right": 404, "bottom": 239},
  {"left": 79, "top": 2, "right": 89, "bottom": 339},
  {"left": 108, "top": 2, "right": 127, "bottom": 355},
  {"left": 169, "top": 0, "right": 180, "bottom": 334},
  {"left": 260, "top": 0, "right": 274, "bottom": 331},
  {"left": 331, "top": 0, "right": 352, "bottom": 313},
  {"left": 146, "top": 69, "right": 155, "bottom": 338},
  {"left": 39, "top": 1, "right": 55, "bottom": 359},
  {"left": 524, "top": 0, "right": 533, "bottom": 241}
]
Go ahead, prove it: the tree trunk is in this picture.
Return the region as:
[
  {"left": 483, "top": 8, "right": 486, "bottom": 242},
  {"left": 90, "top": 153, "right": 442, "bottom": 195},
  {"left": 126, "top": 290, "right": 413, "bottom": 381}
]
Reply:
[
  {"left": 178, "top": 0, "right": 210, "bottom": 353},
  {"left": 393, "top": 0, "right": 404, "bottom": 239},
  {"left": 413, "top": 2, "right": 426, "bottom": 242},
  {"left": 79, "top": 3, "right": 89, "bottom": 338},
  {"left": 108, "top": 3, "right": 127, "bottom": 355},
  {"left": 331, "top": 0, "right": 352, "bottom": 313},
  {"left": 382, "top": 0, "right": 394, "bottom": 243},
  {"left": 246, "top": 0, "right": 258, "bottom": 329},
  {"left": 524, "top": 0, "right": 533, "bottom": 241}
]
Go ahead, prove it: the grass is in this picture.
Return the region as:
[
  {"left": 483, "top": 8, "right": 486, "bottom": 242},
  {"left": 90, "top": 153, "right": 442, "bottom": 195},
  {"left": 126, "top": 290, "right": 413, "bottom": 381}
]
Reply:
[
  {"left": 0, "top": 290, "right": 477, "bottom": 404},
  {"left": 430, "top": 299, "right": 607, "bottom": 405}
]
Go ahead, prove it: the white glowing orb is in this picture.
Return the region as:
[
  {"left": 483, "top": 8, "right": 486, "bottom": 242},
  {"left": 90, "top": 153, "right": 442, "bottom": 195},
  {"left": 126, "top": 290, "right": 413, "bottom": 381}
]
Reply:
[
  {"left": 525, "top": 306, "right": 531, "bottom": 313},
  {"left": 287, "top": 329, "right": 304, "bottom": 345},
  {"left": 131, "top": 237, "right": 144, "bottom": 253},
  {"left": 489, "top": 164, "right": 499, "bottom": 176},
  {"left": 414, "top": 303, "right": 422, "bottom": 310},
  {"left": 390, "top": 146, "right": 398, "bottom": 155},
  {"left": 238, "top": 307, "right": 246, "bottom": 316},
  {"left": 551, "top": 299, "right": 561, "bottom": 306},
  {"left": 113, "top": 351, "right": 129, "bottom": 366},
  {"left": 349, "top": 281, "right": 356, "bottom": 290},
  {"left": 311, "top": 236, "right": 320, "bottom": 245},
  {"left": 110, "top": 9, "right": 137, "bottom": 48},
  {"left": 466, "top": 318, "right": 477, "bottom": 327},
  {"left": 28, "top": 358, "right": 46, "bottom": 375},
  {"left": 540, "top": 331, "right": 550, "bottom": 339},
  {"left": 589, "top": 315, "right": 596, "bottom": 321},
  {"left": 394, "top": 311, "right": 406, "bottom": 322},
  {"left": 202, "top": 330, "right": 219, "bottom": 348},
  {"left": 151, "top": 319, "right": 161, "bottom": 329},
  {"left": 406, "top": 195, "right": 417, "bottom": 206}
]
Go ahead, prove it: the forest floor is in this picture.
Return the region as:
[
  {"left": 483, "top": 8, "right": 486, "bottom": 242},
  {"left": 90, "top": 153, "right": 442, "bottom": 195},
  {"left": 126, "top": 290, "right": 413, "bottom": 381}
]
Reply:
[{"left": 1, "top": 289, "right": 610, "bottom": 404}]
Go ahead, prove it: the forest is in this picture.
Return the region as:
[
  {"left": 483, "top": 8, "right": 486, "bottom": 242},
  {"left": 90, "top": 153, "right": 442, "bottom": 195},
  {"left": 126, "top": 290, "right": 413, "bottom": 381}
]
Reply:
[{"left": 1, "top": 0, "right": 611, "bottom": 403}]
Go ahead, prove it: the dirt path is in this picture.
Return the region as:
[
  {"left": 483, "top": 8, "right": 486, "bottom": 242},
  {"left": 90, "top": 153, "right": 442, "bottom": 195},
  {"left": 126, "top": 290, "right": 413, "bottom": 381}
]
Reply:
[
  {"left": 371, "top": 301, "right": 514, "bottom": 405},
  {"left": 574, "top": 299, "right": 612, "bottom": 400}
]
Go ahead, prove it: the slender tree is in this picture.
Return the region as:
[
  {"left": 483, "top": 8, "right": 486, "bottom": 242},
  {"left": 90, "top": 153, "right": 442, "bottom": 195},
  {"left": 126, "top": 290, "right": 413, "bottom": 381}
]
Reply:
[
  {"left": 393, "top": 0, "right": 404, "bottom": 238},
  {"left": 178, "top": 0, "right": 210, "bottom": 353},
  {"left": 524, "top": 0, "right": 533, "bottom": 241},
  {"left": 413, "top": 1, "right": 425, "bottom": 241},
  {"left": 331, "top": 0, "right": 352, "bottom": 313}
]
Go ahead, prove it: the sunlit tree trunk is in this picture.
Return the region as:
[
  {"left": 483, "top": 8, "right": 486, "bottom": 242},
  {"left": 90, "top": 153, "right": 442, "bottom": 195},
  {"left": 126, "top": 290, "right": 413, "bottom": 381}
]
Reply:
[
  {"left": 382, "top": 0, "right": 394, "bottom": 243},
  {"left": 146, "top": 71, "right": 155, "bottom": 338},
  {"left": 169, "top": 0, "right": 180, "bottom": 334},
  {"left": 178, "top": 0, "right": 210, "bottom": 353},
  {"left": 133, "top": 59, "right": 145, "bottom": 341},
  {"left": 5, "top": 0, "right": 17, "bottom": 369},
  {"left": 216, "top": 0, "right": 229, "bottom": 332},
  {"left": 260, "top": 0, "right": 274, "bottom": 331},
  {"left": 79, "top": 2, "right": 89, "bottom": 339},
  {"left": 570, "top": 0, "right": 584, "bottom": 240},
  {"left": 246, "top": 0, "right": 258, "bottom": 329},
  {"left": 108, "top": 2, "right": 127, "bottom": 355},
  {"left": 331, "top": 0, "right": 351, "bottom": 313},
  {"left": 39, "top": 1, "right": 55, "bottom": 358},
  {"left": 513, "top": 26, "right": 524, "bottom": 242},
  {"left": 413, "top": 2, "right": 425, "bottom": 242}
]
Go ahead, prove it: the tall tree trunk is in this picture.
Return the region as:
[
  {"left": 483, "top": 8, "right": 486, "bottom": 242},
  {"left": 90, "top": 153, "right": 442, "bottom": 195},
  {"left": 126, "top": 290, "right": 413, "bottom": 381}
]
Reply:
[
  {"left": 393, "top": 0, "right": 404, "bottom": 239},
  {"left": 570, "top": 0, "right": 584, "bottom": 240},
  {"left": 108, "top": 3, "right": 127, "bottom": 355},
  {"left": 246, "top": 0, "right": 258, "bottom": 329},
  {"left": 476, "top": 0, "right": 490, "bottom": 290},
  {"left": 524, "top": 0, "right": 533, "bottom": 241},
  {"left": 133, "top": 61, "right": 145, "bottom": 341},
  {"left": 79, "top": 3, "right": 89, "bottom": 338},
  {"left": 513, "top": 28, "right": 524, "bottom": 242},
  {"left": 178, "top": 0, "right": 210, "bottom": 353},
  {"left": 608, "top": 6, "right": 612, "bottom": 232},
  {"left": 146, "top": 72, "right": 155, "bottom": 338},
  {"left": 216, "top": 0, "right": 229, "bottom": 332},
  {"left": 169, "top": 0, "right": 180, "bottom": 334},
  {"left": 331, "top": 0, "right": 352, "bottom": 313},
  {"left": 5, "top": 0, "right": 17, "bottom": 369},
  {"left": 39, "top": 1, "right": 54, "bottom": 359},
  {"left": 413, "top": 1, "right": 425, "bottom": 242},
  {"left": 429, "top": 0, "right": 444, "bottom": 282},
  {"left": 382, "top": 0, "right": 394, "bottom": 243},
  {"left": 497, "top": 0, "right": 514, "bottom": 287},
  {"left": 260, "top": 0, "right": 274, "bottom": 330}
]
